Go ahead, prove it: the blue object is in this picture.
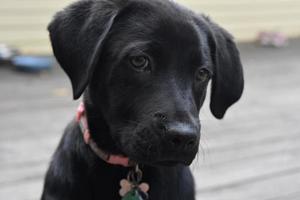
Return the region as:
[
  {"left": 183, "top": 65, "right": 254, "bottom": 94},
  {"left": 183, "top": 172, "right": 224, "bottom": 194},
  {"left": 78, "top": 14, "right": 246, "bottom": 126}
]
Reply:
[{"left": 12, "top": 56, "right": 54, "bottom": 71}]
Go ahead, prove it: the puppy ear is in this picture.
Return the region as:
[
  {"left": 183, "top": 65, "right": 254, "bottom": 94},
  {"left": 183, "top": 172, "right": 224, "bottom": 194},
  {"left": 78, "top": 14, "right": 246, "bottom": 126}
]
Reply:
[
  {"left": 48, "top": 1, "right": 119, "bottom": 99},
  {"left": 204, "top": 17, "right": 244, "bottom": 119}
]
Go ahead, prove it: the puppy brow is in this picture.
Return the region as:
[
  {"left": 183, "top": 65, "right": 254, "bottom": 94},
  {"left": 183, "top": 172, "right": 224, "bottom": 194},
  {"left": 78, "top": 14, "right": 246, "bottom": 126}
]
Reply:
[{"left": 120, "top": 41, "right": 152, "bottom": 58}]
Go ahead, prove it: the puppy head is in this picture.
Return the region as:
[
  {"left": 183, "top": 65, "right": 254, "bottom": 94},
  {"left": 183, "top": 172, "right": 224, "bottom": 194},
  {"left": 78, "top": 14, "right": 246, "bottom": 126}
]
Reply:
[{"left": 48, "top": 0, "right": 243, "bottom": 166}]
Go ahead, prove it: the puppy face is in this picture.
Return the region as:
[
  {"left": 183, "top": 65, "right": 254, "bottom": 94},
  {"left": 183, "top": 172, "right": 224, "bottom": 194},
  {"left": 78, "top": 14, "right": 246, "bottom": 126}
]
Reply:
[
  {"left": 48, "top": 0, "right": 244, "bottom": 166},
  {"left": 92, "top": 7, "right": 211, "bottom": 164}
]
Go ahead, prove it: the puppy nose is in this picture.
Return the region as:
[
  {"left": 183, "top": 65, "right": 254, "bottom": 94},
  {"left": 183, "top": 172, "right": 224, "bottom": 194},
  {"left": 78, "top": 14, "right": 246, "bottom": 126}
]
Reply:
[
  {"left": 153, "top": 113, "right": 199, "bottom": 150},
  {"left": 165, "top": 123, "right": 198, "bottom": 150},
  {"left": 152, "top": 112, "right": 200, "bottom": 164},
  {"left": 154, "top": 113, "right": 200, "bottom": 152}
]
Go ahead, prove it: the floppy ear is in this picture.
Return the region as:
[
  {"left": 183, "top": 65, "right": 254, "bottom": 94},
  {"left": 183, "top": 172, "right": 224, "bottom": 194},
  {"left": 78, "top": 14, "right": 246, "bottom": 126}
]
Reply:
[
  {"left": 48, "top": 1, "right": 120, "bottom": 99},
  {"left": 204, "top": 17, "right": 244, "bottom": 119}
]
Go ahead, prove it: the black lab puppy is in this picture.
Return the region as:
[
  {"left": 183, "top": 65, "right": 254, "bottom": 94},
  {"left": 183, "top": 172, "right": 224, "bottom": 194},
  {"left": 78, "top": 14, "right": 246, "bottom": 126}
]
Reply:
[{"left": 41, "top": 0, "right": 244, "bottom": 199}]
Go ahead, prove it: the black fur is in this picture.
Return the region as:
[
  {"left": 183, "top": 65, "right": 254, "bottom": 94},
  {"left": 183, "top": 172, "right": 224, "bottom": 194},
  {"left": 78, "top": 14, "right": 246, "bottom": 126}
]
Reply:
[{"left": 41, "top": 0, "right": 244, "bottom": 199}]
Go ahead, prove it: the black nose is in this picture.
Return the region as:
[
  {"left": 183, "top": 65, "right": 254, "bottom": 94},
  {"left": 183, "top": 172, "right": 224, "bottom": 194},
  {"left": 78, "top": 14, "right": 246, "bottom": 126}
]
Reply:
[
  {"left": 133, "top": 112, "right": 200, "bottom": 165},
  {"left": 165, "top": 122, "right": 198, "bottom": 150},
  {"left": 154, "top": 113, "right": 199, "bottom": 151},
  {"left": 153, "top": 113, "right": 199, "bottom": 152}
]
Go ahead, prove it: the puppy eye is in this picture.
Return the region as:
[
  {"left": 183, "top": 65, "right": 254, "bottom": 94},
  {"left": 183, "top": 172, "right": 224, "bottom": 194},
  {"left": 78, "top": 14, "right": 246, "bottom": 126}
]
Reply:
[
  {"left": 130, "top": 56, "right": 150, "bottom": 72},
  {"left": 195, "top": 68, "right": 210, "bottom": 83}
]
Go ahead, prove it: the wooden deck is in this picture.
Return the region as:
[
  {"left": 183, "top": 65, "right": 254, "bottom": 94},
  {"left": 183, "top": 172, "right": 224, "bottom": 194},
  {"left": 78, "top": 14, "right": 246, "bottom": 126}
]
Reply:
[{"left": 1, "top": 40, "right": 300, "bottom": 200}]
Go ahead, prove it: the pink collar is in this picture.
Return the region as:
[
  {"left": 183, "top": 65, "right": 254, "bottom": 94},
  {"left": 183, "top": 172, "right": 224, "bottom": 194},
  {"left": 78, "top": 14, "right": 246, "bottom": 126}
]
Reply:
[{"left": 76, "top": 102, "right": 133, "bottom": 167}]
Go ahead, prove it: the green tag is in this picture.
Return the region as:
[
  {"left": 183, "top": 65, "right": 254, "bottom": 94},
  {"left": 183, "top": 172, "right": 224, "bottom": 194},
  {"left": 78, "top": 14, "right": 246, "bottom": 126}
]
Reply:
[
  {"left": 120, "top": 165, "right": 149, "bottom": 200},
  {"left": 122, "top": 189, "right": 142, "bottom": 200}
]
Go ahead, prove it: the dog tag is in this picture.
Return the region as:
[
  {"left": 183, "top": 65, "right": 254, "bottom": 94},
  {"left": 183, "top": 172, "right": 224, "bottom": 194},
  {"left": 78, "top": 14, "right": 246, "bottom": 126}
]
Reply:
[
  {"left": 122, "top": 189, "right": 143, "bottom": 200},
  {"left": 137, "top": 189, "right": 149, "bottom": 200},
  {"left": 119, "top": 165, "right": 149, "bottom": 200}
]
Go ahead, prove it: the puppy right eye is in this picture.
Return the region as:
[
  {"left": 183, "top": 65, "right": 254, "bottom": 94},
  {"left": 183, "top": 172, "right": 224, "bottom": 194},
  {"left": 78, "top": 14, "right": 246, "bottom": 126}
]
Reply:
[
  {"left": 195, "top": 68, "right": 210, "bottom": 83},
  {"left": 130, "top": 56, "right": 150, "bottom": 72}
]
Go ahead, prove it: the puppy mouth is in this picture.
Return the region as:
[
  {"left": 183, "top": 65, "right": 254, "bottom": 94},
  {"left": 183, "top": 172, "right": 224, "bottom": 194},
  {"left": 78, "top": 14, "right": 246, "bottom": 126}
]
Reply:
[
  {"left": 131, "top": 158, "right": 194, "bottom": 167},
  {"left": 126, "top": 152, "right": 196, "bottom": 167},
  {"left": 119, "top": 144, "right": 196, "bottom": 167},
  {"left": 115, "top": 125, "right": 199, "bottom": 167},
  {"left": 117, "top": 142, "right": 198, "bottom": 167}
]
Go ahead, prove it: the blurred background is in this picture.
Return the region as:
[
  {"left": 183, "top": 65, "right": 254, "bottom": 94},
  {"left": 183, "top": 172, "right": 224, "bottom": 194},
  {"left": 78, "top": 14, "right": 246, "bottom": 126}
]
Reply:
[{"left": 0, "top": 0, "right": 300, "bottom": 199}]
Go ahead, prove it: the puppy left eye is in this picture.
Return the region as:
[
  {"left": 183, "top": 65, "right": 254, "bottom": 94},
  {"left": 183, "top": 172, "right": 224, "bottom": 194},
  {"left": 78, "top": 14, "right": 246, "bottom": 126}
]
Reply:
[
  {"left": 130, "top": 56, "right": 150, "bottom": 72},
  {"left": 195, "top": 68, "right": 210, "bottom": 83}
]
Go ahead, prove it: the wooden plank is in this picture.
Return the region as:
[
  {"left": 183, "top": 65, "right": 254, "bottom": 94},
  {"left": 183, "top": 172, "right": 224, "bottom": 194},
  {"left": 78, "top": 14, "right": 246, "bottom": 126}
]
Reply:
[
  {"left": 1, "top": 0, "right": 72, "bottom": 9},
  {"left": 265, "top": 191, "right": 300, "bottom": 200},
  {"left": 180, "top": 0, "right": 299, "bottom": 4},
  {"left": 0, "top": 179, "right": 44, "bottom": 200},
  {"left": 196, "top": 169, "right": 300, "bottom": 200},
  {"left": 4, "top": 9, "right": 299, "bottom": 27},
  {"left": 0, "top": 162, "right": 47, "bottom": 187},
  {"left": 179, "top": 0, "right": 300, "bottom": 9},
  {"left": 199, "top": 133, "right": 300, "bottom": 165},
  {"left": 208, "top": 8, "right": 300, "bottom": 17},
  {"left": 193, "top": 151, "right": 300, "bottom": 191},
  {"left": 0, "top": 9, "right": 56, "bottom": 15},
  {"left": 0, "top": 19, "right": 50, "bottom": 27}
]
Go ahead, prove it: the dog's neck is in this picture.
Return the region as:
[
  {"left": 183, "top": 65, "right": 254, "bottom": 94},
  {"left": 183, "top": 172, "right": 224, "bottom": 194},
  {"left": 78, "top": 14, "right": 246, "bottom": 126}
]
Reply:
[
  {"left": 82, "top": 95, "right": 125, "bottom": 158},
  {"left": 76, "top": 102, "right": 133, "bottom": 167}
]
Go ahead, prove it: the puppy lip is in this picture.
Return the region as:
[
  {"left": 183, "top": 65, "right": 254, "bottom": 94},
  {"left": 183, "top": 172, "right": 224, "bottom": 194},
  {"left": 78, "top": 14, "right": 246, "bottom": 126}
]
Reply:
[
  {"left": 124, "top": 150, "right": 197, "bottom": 166},
  {"left": 133, "top": 158, "right": 193, "bottom": 167},
  {"left": 153, "top": 153, "right": 197, "bottom": 166}
]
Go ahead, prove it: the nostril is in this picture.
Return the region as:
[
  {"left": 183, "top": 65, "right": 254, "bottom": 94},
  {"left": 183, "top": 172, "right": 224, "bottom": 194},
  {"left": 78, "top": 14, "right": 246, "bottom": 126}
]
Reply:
[
  {"left": 187, "top": 140, "right": 196, "bottom": 147},
  {"left": 154, "top": 112, "right": 167, "bottom": 121},
  {"left": 170, "top": 136, "right": 197, "bottom": 148},
  {"left": 171, "top": 136, "right": 181, "bottom": 146}
]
